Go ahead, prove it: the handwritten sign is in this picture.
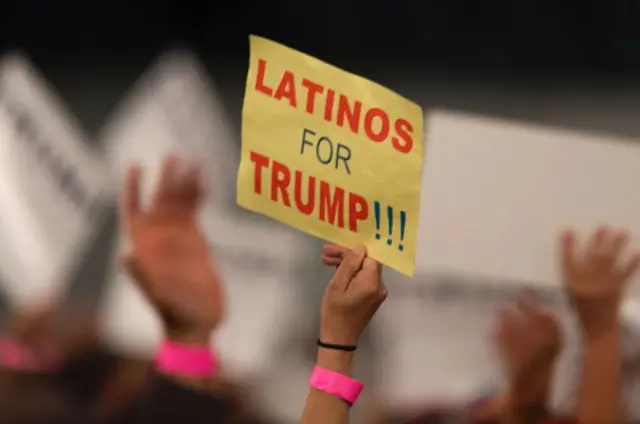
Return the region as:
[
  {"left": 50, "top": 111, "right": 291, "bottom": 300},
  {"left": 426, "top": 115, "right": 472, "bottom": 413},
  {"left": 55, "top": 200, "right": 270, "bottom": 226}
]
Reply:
[{"left": 237, "top": 36, "right": 424, "bottom": 275}]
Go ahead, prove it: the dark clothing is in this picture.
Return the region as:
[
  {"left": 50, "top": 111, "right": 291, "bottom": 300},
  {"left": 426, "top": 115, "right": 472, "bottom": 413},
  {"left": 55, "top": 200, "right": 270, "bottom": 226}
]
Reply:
[
  {"left": 0, "top": 351, "right": 233, "bottom": 424},
  {"left": 54, "top": 347, "right": 120, "bottom": 408},
  {"left": 131, "top": 375, "right": 232, "bottom": 424}
]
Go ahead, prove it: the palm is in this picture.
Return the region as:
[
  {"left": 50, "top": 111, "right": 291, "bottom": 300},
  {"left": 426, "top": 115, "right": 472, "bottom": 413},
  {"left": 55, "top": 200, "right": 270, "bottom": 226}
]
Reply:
[
  {"left": 561, "top": 228, "right": 639, "bottom": 300},
  {"left": 495, "top": 297, "right": 561, "bottom": 375},
  {"left": 132, "top": 221, "right": 222, "bottom": 326},
  {"left": 122, "top": 157, "right": 224, "bottom": 336}
]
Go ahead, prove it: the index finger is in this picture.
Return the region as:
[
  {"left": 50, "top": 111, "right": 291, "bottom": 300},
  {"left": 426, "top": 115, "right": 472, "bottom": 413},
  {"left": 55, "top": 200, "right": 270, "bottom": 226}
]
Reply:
[
  {"left": 560, "top": 229, "right": 577, "bottom": 278},
  {"left": 151, "top": 155, "right": 181, "bottom": 209},
  {"left": 331, "top": 245, "right": 366, "bottom": 291},
  {"left": 121, "top": 164, "right": 142, "bottom": 234}
]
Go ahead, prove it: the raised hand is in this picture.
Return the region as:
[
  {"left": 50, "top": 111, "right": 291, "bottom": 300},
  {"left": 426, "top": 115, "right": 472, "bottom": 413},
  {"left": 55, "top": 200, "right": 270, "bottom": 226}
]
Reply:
[
  {"left": 120, "top": 155, "right": 224, "bottom": 345},
  {"left": 320, "top": 245, "right": 387, "bottom": 346},
  {"left": 560, "top": 226, "right": 640, "bottom": 339},
  {"left": 493, "top": 295, "right": 562, "bottom": 379},
  {"left": 560, "top": 226, "right": 640, "bottom": 424},
  {"left": 491, "top": 295, "right": 562, "bottom": 421}
]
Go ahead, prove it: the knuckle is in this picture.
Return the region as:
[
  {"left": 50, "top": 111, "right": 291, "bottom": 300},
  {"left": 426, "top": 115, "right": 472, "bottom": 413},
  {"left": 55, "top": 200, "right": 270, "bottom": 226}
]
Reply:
[{"left": 379, "top": 286, "right": 389, "bottom": 299}]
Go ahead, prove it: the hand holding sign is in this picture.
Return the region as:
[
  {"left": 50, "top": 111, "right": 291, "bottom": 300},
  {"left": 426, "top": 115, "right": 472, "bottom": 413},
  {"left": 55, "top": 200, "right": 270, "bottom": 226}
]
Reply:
[
  {"left": 320, "top": 246, "right": 387, "bottom": 346},
  {"left": 120, "top": 155, "right": 225, "bottom": 345},
  {"left": 237, "top": 36, "right": 424, "bottom": 276}
]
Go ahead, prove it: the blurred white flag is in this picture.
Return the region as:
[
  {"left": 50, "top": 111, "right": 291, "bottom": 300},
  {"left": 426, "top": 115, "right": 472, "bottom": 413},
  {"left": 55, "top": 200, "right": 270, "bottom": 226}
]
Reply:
[
  {"left": 99, "top": 50, "right": 238, "bottom": 212},
  {"left": 0, "top": 53, "right": 110, "bottom": 307},
  {"left": 99, "top": 51, "right": 313, "bottom": 380}
]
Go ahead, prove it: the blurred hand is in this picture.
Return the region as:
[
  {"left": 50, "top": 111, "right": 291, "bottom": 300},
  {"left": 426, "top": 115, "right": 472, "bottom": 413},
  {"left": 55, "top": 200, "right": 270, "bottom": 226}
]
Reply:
[
  {"left": 2, "top": 301, "right": 66, "bottom": 371},
  {"left": 120, "top": 155, "right": 225, "bottom": 345},
  {"left": 58, "top": 311, "right": 100, "bottom": 359},
  {"left": 493, "top": 295, "right": 562, "bottom": 379},
  {"left": 8, "top": 301, "right": 57, "bottom": 346},
  {"left": 320, "top": 245, "right": 387, "bottom": 346},
  {"left": 560, "top": 226, "right": 640, "bottom": 340}
]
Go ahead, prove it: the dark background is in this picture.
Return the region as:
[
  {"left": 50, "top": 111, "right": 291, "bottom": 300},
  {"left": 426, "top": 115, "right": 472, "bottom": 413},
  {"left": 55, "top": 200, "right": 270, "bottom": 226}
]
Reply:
[
  {"left": 4, "top": 0, "right": 640, "bottom": 74},
  {"left": 3, "top": 0, "right": 640, "bottom": 314},
  {"left": 3, "top": 0, "right": 640, "bottom": 133},
  {"left": 2, "top": 0, "right": 640, "bottom": 135}
]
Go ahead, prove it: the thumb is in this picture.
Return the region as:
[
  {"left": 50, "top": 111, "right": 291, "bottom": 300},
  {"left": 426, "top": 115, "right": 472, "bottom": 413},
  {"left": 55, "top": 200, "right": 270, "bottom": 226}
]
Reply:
[{"left": 331, "top": 245, "right": 366, "bottom": 291}]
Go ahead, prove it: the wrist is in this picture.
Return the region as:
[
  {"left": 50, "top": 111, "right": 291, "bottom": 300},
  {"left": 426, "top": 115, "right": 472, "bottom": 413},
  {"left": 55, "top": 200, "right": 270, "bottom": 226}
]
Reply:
[
  {"left": 317, "top": 348, "right": 354, "bottom": 376},
  {"left": 319, "top": 329, "right": 358, "bottom": 347},
  {"left": 155, "top": 340, "right": 219, "bottom": 384},
  {"left": 165, "top": 328, "right": 212, "bottom": 348},
  {"left": 583, "top": 320, "right": 620, "bottom": 344}
]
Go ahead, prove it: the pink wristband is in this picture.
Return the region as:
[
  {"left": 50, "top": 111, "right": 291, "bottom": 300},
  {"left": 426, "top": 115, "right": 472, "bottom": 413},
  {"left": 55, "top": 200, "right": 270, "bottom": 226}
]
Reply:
[
  {"left": 154, "top": 340, "right": 219, "bottom": 377},
  {"left": 309, "top": 365, "right": 364, "bottom": 405},
  {"left": 0, "top": 338, "right": 61, "bottom": 372}
]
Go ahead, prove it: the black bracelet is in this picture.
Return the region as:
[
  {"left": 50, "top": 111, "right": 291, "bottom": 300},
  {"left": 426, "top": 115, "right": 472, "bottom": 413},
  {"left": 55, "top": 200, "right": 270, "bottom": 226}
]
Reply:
[{"left": 317, "top": 339, "right": 357, "bottom": 352}]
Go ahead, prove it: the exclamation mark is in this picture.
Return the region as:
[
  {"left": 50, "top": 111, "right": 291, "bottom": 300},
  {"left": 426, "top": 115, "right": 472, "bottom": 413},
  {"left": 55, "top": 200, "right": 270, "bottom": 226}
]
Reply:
[
  {"left": 386, "top": 206, "right": 393, "bottom": 246},
  {"left": 398, "top": 211, "right": 406, "bottom": 251},
  {"left": 374, "top": 201, "right": 381, "bottom": 240}
]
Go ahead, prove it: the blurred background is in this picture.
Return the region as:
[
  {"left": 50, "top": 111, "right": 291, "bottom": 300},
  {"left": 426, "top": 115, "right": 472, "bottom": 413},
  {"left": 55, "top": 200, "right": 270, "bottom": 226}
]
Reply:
[{"left": 2, "top": 1, "right": 640, "bottom": 423}]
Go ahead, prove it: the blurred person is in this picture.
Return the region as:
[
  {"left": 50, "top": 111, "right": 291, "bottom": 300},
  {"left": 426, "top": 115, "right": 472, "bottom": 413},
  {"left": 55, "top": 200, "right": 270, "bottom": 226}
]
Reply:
[
  {"left": 389, "top": 295, "right": 566, "bottom": 424},
  {"left": 0, "top": 154, "right": 237, "bottom": 423},
  {"left": 115, "top": 154, "right": 237, "bottom": 423},
  {"left": 0, "top": 301, "right": 99, "bottom": 423},
  {"left": 0, "top": 373, "right": 79, "bottom": 424},
  {"left": 472, "top": 295, "right": 564, "bottom": 423},
  {"left": 560, "top": 226, "right": 640, "bottom": 424},
  {"left": 0, "top": 300, "right": 61, "bottom": 380},
  {"left": 61, "top": 151, "right": 276, "bottom": 423},
  {"left": 0, "top": 294, "right": 150, "bottom": 421}
]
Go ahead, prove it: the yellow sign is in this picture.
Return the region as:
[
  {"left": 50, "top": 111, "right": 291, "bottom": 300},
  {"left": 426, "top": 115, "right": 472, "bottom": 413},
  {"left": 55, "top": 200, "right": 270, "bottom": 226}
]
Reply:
[{"left": 237, "top": 35, "right": 424, "bottom": 275}]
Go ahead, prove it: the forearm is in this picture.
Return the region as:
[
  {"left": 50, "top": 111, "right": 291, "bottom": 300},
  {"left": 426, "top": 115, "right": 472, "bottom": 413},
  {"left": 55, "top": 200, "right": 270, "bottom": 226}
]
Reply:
[
  {"left": 509, "top": 360, "right": 554, "bottom": 424},
  {"left": 300, "top": 349, "right": 354, "bottom": 424},
  {"left": 578, "top": 326, "right": 622, "bottom": 424}
]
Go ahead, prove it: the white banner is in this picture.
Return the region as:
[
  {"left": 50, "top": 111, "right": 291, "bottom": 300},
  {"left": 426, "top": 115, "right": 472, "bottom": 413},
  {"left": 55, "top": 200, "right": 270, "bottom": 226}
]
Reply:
[
  {"left": 99, "top": 51, "right": 313, "bottom": 379},
  {"left": 0, "top": 53, "right": 110, "bottom": 307},
  {"left": 419, "top": 111, "right": 640, "bottom": 293}
]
